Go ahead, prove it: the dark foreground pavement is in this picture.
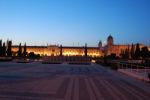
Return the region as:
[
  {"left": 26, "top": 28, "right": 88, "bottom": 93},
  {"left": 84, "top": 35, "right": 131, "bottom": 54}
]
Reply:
[{"left": 0, "top": 62, "right": 150, "bottom": 100}]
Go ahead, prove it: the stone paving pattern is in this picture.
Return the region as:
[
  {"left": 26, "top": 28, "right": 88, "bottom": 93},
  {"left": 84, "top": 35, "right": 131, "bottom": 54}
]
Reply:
[{"left": 0, "top": 62, "right": 150, "bottom": 100}]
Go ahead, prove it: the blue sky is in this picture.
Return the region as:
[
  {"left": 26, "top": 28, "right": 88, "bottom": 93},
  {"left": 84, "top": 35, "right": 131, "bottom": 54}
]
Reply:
[{"left": 0, "top": 0, "right": 150, "bottom": 46}]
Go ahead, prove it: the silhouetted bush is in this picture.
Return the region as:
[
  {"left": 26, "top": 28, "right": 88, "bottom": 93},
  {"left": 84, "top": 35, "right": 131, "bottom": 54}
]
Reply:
[
  {"left": 110, "top": 62, "right": 118, "bottom": 70},
  {"left": 28, "top": 52, "right": 41, "bottom": 59},
  {"left": 148, "top": 73, "right": 150, "bottom": 80}
]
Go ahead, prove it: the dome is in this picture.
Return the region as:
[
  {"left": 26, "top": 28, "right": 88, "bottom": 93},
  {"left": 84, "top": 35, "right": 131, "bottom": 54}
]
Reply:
[
  {"left": 107, "top": 35, "right": 114, "bottom": 46},
  {"left": 99, "top": 41, "right": 102, "bottom": 44},
  {"left": 98, "top": 41, "right": 102, "bottom": 47},
  {"left": 107, "top": 35, "right": 113, "bottom": 41}
]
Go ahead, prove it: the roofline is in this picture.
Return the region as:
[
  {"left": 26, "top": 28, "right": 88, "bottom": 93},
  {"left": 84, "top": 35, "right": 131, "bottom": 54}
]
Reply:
[{"left": 12, "top": 45, "right": 99, "bottom": 49}]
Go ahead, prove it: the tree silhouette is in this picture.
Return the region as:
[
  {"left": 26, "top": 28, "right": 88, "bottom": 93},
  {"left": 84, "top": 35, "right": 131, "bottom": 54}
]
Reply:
[
  {"left": 134, "top": 43, "right": 141, "bottom": 59},
  {"left": 120, "top": 48, "right": 129, "bottom": 59},
  {"left": 0, "top": 40, "right": 2, "bottom": 56},
  {"left": 130, "top": 43, "right": 135, "bottom": 59},
  {"left": 6, "top": 40, "right": 12, "bottom": 57},
  {"left": 141, "top": 46, "right": 149, "bottom": 60},
  {"left": 125, "top": 48, "right": 129, "bottom": 59},
  {"left": 127, "top": 45, "right": 130, "bottom": 59},
  {"left": 28, "top": 52, "right": 40, "bottom": 59},
  {"left": 60, "top": 44, "right": 62, "bottom": 56},
  {"left": 18, "top": 43, "right": 22, "bottom": 57},
  {"left": 28, "top": 52, "right": 35, "bottom": 58},
  {"left": 23, "top": 43, "right": 27, "bottom": 58},
  {"left": 84, "top": 43, "right": 87, "bottom": 57},
  {"left": 2, "top": 43, "right": 6, "bottom": 56}
]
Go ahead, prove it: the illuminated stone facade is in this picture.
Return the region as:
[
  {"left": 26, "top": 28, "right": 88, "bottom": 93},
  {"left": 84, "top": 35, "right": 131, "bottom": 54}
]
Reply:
[
  {"left": 12, "top": 45, "right": 103, "bottom": 57},
  {"left": 104, "top": 35, "right": 149, "bottom": 57},
  {"left": 10, "top": 35, "right": 150, "bottom": 58}
]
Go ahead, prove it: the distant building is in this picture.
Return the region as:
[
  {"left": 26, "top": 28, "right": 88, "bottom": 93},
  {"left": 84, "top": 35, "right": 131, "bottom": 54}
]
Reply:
[
  {"left": 11, "top": 45, "right": 103, "bottom": 57},
  {"left": 3, "top": 35, "right": 150, "bottom": 58},
  {"left": 103, "top": 35, "right": 148, "bottom": 57}
]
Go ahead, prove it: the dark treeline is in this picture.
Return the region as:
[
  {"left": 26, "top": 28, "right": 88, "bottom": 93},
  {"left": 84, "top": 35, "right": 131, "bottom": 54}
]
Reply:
[
  {"left": 17, "top": 43, "right": 28, "bottom": 58},
  {"left": 17, "top": 43, "right": 40, "bottom": 59},
  {"left": 120, "top": 43, "right": 150, "bottom": 60},
  {"left": 0, "top": 40, "right": 88, "bottom": 59},
  {"left": 0, "top": 40, "right": 29, "bottom": 58},
  {"left": 0, "top": 40, "right": 12, "bottom": 57}
]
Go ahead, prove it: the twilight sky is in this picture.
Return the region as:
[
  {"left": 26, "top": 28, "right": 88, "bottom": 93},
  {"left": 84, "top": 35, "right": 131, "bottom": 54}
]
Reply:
[{"left": 0, "top": 0, "right": 150, "bottom": 46}]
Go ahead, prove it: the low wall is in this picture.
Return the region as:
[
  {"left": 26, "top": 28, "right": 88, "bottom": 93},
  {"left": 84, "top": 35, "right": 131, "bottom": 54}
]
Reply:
[
  {"left": 0, "top": 57, "right": 12, "bottom": 61},
  {"left": 42, "top": 56, "right": 92, "bottom": 64}
]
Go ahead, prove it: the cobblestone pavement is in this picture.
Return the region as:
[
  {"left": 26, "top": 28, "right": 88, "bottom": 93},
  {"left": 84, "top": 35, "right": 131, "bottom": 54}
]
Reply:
[{"left": 0, "top": 62, "right": 150, "bottom": 100}]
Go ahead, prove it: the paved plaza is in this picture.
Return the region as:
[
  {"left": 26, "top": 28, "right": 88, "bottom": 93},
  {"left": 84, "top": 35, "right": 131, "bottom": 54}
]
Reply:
[{"left": 0, "top": 62, "right": 150, "bottom": 100}]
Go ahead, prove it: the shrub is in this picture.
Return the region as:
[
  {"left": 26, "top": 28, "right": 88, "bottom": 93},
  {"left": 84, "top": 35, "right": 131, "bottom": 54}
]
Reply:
[
  {"left": 110, "top": 62, "right": 118, "bottom": 70},
  {"left": 148, "top": 73, "right": 150, "bottom": 80}
]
